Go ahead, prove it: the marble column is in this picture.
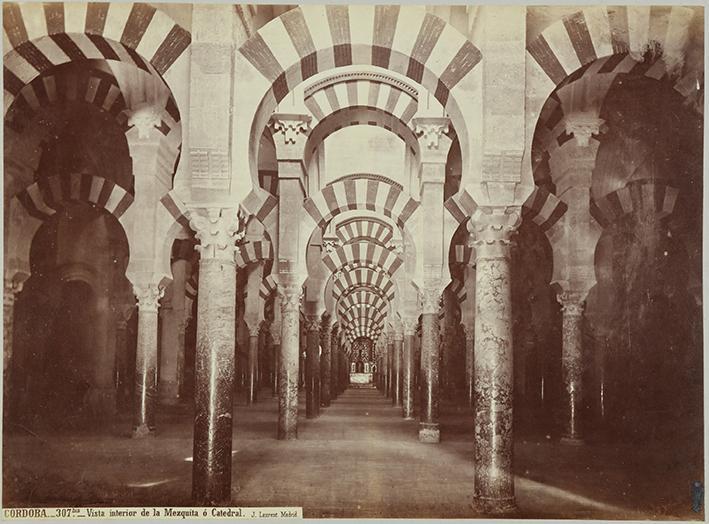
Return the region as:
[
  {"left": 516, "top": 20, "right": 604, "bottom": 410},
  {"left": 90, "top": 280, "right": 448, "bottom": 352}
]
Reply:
[
  {"left": 4, "top": 277, "right": 24, "bottom": 422},
  {"left": 246, "top": 325, "right": 259, "bottom": 405},
  {"left": 189, "top": 208, "right": 240, "bottom": 505},
  {"left": 270, "top": 322, "right": 280, "bottom": 398},
  {"left": 277, "top": 284, "right": 301, "bottom": 440},
  {"left": 386, "top": 340, "right": 393, "bottom": 397},
  {"left": 557, "top": 291, "right": 586, "bottom": 443},
  {"left": 330, "top": 329, "right": 339, "bottom": 400},
  {"left": 402, "top": 319, "right": 416, "bottom": 419},
  {"left": 305, "top": 315, "right": 321, "bottom": 418},
  {"left": 132, "top": 282, "right": 164, "bottom": 437},
  {"left": 339, "top": 348, "right": 347, "bottom": 393},
  {"left": 392, "top": 333, "right": 403, "bottom": 407},
  {"left": 464, "top": 325, "right": 475, "bottom": 409},
  {"left": 114, "top": 312, "right": 132, "bottom": 411},
  {"left": 320, "top": 315, "right": 332, "bottom": 407},
  {"left": 419, "top": 285, "right": 442, "bottom": 443},
  {"left": 470, "top": 207, "right": 521, "bottom": 513}
]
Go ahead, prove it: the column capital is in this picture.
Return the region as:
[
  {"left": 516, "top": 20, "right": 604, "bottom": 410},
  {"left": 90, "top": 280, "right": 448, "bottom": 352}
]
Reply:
[
  {"left": 277, "top": 283, "right": 302, "bottom": 313},
  {"left": 418, "top": 282, "right": 443, "bottom": 315},
  {"left": 246, "top": 323, "right": 261, "bottom": 338},
  {"left": 462, "top": 323, "right": 475, "bottom": 342},
  {"left": 133, "top": 282, "right": 165, "bottom": 313},
  {"left": 402, "top": 317, "right": 418, "bottom": 337},
  {"left": 127, "top": 103, "right": 162, "bottom": 141},
  {"left": 305, "top": 315, "right": 320, "bottom": 333},
  {"left": 564, "top": 112, "right": 605, "bottom": 148},
  {"left": 269, "top": 113, "right": 312, "bottom": 161},
  {"left": 4, "top": 278, "right": 24, "bottom": 308},
  {"left": 556, "top": 290, "right": 587, "bottom": 316},
  {"left": 269, "top": 321, "right": 282, "bottom": 345},
  {"left": 413, "top": 116, "right": 453, "bottom": 164},
  {"left": 189, "top": 207, "right": 243, "bottom": 261},
  {"left": 469, "top": 206, "right": 522, "bottom": 260}
]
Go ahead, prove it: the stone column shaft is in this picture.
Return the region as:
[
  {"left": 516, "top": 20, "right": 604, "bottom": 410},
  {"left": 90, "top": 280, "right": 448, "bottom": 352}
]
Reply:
[
  {"left": 558, "top": 292, "right": 586, "bottom": 442},
  {"left": 465, "top": 329, "right": 474, "bottom": 409},
  {"left": 278, "top": 285, "right": 300, "bottom": 439},
  {"left": 419, "top": 290, "right": 441, "bottom": 443},
  {"left": 133, "top": 283, "right": 163, "bottom": 437},
  {"left": 189, "top": 208, "right": 240, "bottom": 505},
  {"left": 320, "top": 319, "right": 332, "bottom": 407},
  {"left": 305, "top": 318, "right": 321, "bottom": 418},
  {"left": 471, "top": 208, "right": 520, "bottom": 513},
  {"left": 246, "top": 331, "right": 259, "bottom": 405},
  {"left": 402, "top": 324, "right": 416, "bottom": 419},
  {"left": 330, "top": 332, "right": 339, "bottom": 400},
  {"left": 392, "top": 337, "right": 403, "bottom": 407},
  {"left": 4, "top": 279, "right": 23, "bottom": 422}
]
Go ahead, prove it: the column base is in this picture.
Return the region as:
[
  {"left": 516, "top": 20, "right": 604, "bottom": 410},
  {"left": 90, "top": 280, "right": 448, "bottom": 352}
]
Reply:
[
  {"left": 132, "top": 424, "right": 155, "bottom": 438},
  {"left": 403, "top": 415, "right": 415, "bottom": 421},
  {"left": 472, "top": 496, "right": 516, "bottom": 514},
  {"left": 418, "top": 423, "right": 440, "bottom": 443},
  {"left": 560, "top": 436, "right": 584, "bottom": 446},
  {"left": 277, "top": 429, "right": 298, "bottom": 440}
]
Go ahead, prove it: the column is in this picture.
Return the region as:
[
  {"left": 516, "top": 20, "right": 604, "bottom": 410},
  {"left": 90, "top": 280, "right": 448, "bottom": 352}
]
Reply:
[
  {"left": 464, "top": 324, "right": 474, "bottom": 409},
  {"left": 330, "top": 328, "right": 339, "bottom": 400},
  {"left": 557, "top": 291, "right": 586, "bottom": 443},
  {"left": 4, "top": 277, "right": 24, "bottom": 422},
  {"left": 246, "top": 324, "right": 259, "bottom": 405},
  {"left": 339, "top": 347, "right": 347, "bottom": 393},
  {"left": 418, "top": 284, "right": 442, "bottom": 443},
  {"left": 305, "top": 315, "right": 321, "bottom": 418},
  {"left": 269, "top": 321, "right": 280, "bottom": 398},
  {"left": 402, "top": 318, "right": 416, "bottom": 419},
  {"left": 320, "top": 314, "right": 332, "bottom": 407},
  {"left": 277, "top": 283, "right": 301, "bottom": 440},
  {"left": 392, "top": 330, "right": 403, "bottom": 407},
  {"left": 386, "top": 338, "right": 393, "bottom": 397},
  {"left": 114, "top": 307, "right": 132, "bottom": 411},
  {"left": 132, "top": 281, "right": 164, "bottom": 437},
  {"left": 470, "top": 207, "right": 521, "bottom": 513},
  {"left": 189, "top": 207, "right": 240, "bottom": 505}
]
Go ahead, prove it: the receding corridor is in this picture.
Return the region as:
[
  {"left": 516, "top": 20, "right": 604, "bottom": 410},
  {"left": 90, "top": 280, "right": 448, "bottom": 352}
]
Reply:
[{"left": 4, "top": 386, "right": 700, "bottom": 519}]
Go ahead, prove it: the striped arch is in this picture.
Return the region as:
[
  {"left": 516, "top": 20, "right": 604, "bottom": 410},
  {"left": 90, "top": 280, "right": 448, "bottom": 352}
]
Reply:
[
  {"left": 445, "top": 185, "right": 568, "bottom": 232},
  {"left": 3, "top": 3, "right": 191, "bottom": 115},
  {"left": 333, "top": 267, "right": 395, "bottom": 303},
  {"left": 338, "top": 290, "right": 388, "bottom": 318},
  {"left": 526, "top": 6, "right": 700, "bottom": 172},
  {"left": 236, "top": 5, "right": 482, "bottom": 202},
  {"left": 341, "top": 307, "right": 386, "bottom": 329},
  {"left": 305, "top": 175, "right": 420, "bottom": 231},
  {"left": 322, "top": 241, "right": 403, "bottom": 277},
  {"left": 16, "top": 172, "right": 133, "bottom": 221},
  {"left": 590, "top": 180, "right": 679, "bottom": 228},
  {"left": 235, "top": 240, "right": 273, "bottom": 270},
  {"left": 304, "top": 72, "right": 418, "bottom": 128},
  {"left": 304, "top": 106, "right": 420, "bottom": 165},
  {"left": 336, "top": 216, "right": 394, "bottom": 247},
  {"left": 533, "top": 52, "right": 703, "bottom": 175},
  {"left": 446, "top": 278, "right": 467, "bottom": 304},
  {"left": 5, "top": 66, "right": 128, "bottom": 133}
]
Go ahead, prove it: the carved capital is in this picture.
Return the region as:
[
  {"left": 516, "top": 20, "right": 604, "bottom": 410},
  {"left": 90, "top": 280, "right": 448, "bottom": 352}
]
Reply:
[
  {"left": 322, "top": 238, "right": 339, "bottom": 253},
  {"left": 133, "top": 283, "right": 164, "bottom": 313},
  {"left": 413, "top": 117, "right": 451, "bottom": 150},
  {"left": 247, "top": 324, "right": 261, "bottom": 338},
  {"left": 4, "top": 278, "right": 24, "bottom": 308},
  {"left": 269, "top": 322, "right": 282, "bottom": 345},
  {"left": 469, "top": 206, "right": 522, "bottom": 260},
  {"left": 305, "top": 315, "right": 321, "bottom": 333},
  {"left": 419, "top": 282, "right": 443, "bottom": 315},
  {"left": 189, "top": 207, "right": 243, "bottom": 261},
  {"left": 270, "top": 114, "right": 311, "bottom": 146},
  {"left": 556, "top": 291, "right": 586, "bottom": 317},
  {"left": 564, "top": 112, "right": 604, "bottom": 148},
  {"left": 402, "top": 317, "right": 417, "bottom": 337},
  {"left": 127, "top": 103, "right": 161, "bottom": 140},
  {"left": 277, "top": 283, "right": 302, "bottom": 313}
]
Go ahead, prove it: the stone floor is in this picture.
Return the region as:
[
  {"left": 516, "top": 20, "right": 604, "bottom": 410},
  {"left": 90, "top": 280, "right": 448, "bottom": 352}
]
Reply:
[{"left": 3, "top": 386, "right": 704, "bottom": 519}]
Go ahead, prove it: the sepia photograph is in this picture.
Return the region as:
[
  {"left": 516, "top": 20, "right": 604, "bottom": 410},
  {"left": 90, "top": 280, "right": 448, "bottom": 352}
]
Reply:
[{"left": 1, "top": 1, "right": 705, "bottom": 520}]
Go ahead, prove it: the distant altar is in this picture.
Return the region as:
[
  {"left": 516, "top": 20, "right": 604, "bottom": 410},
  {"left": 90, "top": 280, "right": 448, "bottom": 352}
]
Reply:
[{"left": 349, "top": 372, "right": 373, "bottom": 385}]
